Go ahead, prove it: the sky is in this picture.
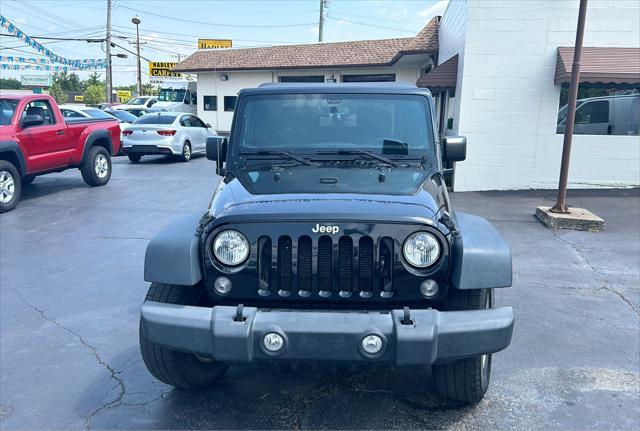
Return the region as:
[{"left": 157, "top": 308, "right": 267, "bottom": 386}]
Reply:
[{"left": 0, "top": 0, "right": 448, "bottom": 86}]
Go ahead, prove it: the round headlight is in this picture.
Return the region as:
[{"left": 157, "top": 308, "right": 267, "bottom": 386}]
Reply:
[
  {"left": 403, "top": 232, "right": 441, "bottom": 268},
  {"left": 213, "top": 230, "right": 250, "bottom": 266}
]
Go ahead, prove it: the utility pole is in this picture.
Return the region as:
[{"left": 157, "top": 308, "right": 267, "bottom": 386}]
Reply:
[
  {"left": 132, "top": 16, "right": 142, "bottom": 96},
  {"left": 318, "top": 0, "right": 325, "bottom": 42},
  {"left": 551, "top": 0, "right": 588, "bottom": 213},
  {"left": 105, "top": 0, "right": 112, "bottom": 103}
]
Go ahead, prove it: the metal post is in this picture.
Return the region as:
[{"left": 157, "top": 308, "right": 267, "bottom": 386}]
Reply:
[
  {"left": 318, "top": 0, "right": 324, "bottom": 42},
  {"left": 105, "top": 0, "right": 112, "bottom": 104},
  {"left": 132, "top": 16, "right": 142, "bottom": 96},
  {"left": 551, "top": 0, "right": 588, "bottom": 213}
]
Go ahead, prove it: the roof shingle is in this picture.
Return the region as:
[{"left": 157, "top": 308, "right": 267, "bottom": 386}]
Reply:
[{"left": 174, "top": 17, "right": 439, "bottom": 72}]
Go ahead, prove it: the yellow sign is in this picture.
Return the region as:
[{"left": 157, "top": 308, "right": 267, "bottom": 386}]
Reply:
[
  {"left": 74, "top": 95, "right": 84, "bottom": 102},
  {"left": 117, "top": 90, "right": 131, "bottom": 101},
  {"left": 148, "top": 62, "right": 181, "bottom": 78},
  {"left": 198, "top": 39, "right": 232, "bottom": 50}
]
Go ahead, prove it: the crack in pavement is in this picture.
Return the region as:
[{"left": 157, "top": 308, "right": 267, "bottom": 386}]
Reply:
[
  {"left": 12, "top": 289, "right": 127, "bottom": 429},
  {"left": 551, "top": 231, "right": 640, "bottom": 316}
]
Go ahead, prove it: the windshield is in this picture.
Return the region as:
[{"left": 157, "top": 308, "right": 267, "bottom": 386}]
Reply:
[
  {"left": 0, "top": 99, "right": 18, "bottom": 126},
  {"left": 127, "top": 97, "right": 147, "bottom": 105},
  {"left": 105, "top": 109, "right": 137, "bottom": 123},
  {"left": 134, "top": 114, "right": 177, "bottom": 125},
  {"left": 234, "top": 93, "right": 434, "bottom": 156},
  {"left": 158, "top": 89, "right": 186, "bottom": 103},
  {"left": 82, "top": 109, "right": 116, "bottom": 120}
]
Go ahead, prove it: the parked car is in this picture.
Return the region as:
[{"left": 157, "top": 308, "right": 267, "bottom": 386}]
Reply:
[
  {"left": 112, "top": 95, "right": 158, "bottom": 111},
  {"left": 122, "top": 112, "right": 215, "bottom": 163},
  {"left": 0, "top": 94, "right": 121, "bottom": 212},
  {"left": 122, "top": 107, "right": 164, "bottom": 118},
  {"left": 557, "top": 93, "right": 640, "bottom": 135},
  {"left": 138, "top": 83, "right": 514, "bottom": 405}
]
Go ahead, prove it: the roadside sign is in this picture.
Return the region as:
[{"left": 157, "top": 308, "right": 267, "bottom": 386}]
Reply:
[
  {"left": 21, "top": 74, "right": 52, "bottom": 87},
  {"left": 117, "top": 90, "right": 131, "bottom": 101},
  {"left": 148, "top": 62, "right": 181, "bottom": 79},
  {"left": 74, "top": 95, "right": 84, "bottom": 102},
  {"left": 198, "top": 39, "right": 232, "bottom": 49}
]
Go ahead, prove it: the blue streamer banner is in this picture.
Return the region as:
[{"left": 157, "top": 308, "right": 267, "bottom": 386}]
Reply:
[{"left": 0, "top": 15, "right": 107, "bottom": 69}]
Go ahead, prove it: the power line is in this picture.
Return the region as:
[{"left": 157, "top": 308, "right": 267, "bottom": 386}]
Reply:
[
  {"left": 117, "top": 4, "right": 317, "bottom": 28},
  {"left": 325, "top": 15, "right": 416, "bottom": 34}
]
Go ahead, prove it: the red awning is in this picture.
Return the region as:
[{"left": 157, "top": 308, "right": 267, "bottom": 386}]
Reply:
[
  {"left": 416, "top": 54, "right": 458, "bottom": 89},
  {"left": 555, "top": 47, "right": 640, "bottom": 85}
]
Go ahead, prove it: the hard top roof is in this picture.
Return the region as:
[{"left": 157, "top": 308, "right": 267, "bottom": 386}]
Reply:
[{"left": 240, "top": 83, "right": 433, "bottom": 97}]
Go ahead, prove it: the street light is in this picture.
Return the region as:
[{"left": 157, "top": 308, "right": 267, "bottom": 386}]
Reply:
[{"left": 132, "top": 16, "right": 142, "bottom": 96}]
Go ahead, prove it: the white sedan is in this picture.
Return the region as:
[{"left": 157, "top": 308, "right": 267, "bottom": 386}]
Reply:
[{"left": 122, "top": 112, "right": 216, "bottom": 163}]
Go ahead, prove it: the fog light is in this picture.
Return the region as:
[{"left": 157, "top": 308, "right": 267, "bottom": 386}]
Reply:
[
  {"left": 362, "top": 335, "right": 383, "bottom": 354},
  {"left": 420, "top": 279, "right": 439, "bottom": 298},
  {"left": 214, "top": 277, "right": 232, "bottom": 295},
  {"left": 263, "top": 332, "right": 284, "bottom": 352}
]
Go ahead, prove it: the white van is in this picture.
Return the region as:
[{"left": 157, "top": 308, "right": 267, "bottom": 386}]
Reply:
[{"left": 153, "top": 81, "right": 197, "bottom": 114}]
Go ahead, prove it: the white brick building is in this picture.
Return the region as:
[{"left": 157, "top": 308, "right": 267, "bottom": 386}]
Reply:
[{"left": 430, "top": 0, "right": 640, "bottom": 191}]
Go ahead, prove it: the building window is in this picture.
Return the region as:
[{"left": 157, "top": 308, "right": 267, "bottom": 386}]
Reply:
[
  {"left": 224, "top": 96, "right": 237, "bottom": 112},
  {"left": 278, "top": 75, "right": 325, "bottom": 83},
  {"left": 341, "top": 74, "right": 396, "bottom": 83},
  {"left": 556, "top": 85, "right": 639, "bottom": 135},
  {"left": 203, "top": 96, "right": 217, "bottom": 111}
]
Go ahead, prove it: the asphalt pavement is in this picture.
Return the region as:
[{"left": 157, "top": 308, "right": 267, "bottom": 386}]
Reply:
[{"left": 1, "top": 155, "right": 638, "bottom": 430}]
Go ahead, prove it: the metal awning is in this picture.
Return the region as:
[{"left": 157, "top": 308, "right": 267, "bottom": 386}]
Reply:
[
  {"left": 416, "top": 54, "right": 458, "bottom": 90},
  {"left": 555, "top": 47, "right": 640, "bottom": 85}
]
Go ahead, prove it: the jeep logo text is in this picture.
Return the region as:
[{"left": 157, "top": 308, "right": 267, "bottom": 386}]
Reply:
[{"left": 312, "top": 224, "right": 340, "bottom": 234}]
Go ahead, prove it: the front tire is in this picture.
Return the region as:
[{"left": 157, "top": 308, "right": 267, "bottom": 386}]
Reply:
[
  {"left": 179, "top": 142, "right": 191, "bottom": 162},
  {"left": 128, "top": 153, "right": 142, "bottom": 163},
  {"left": 0, "top": 161, "right": 21, "bottom": 213},
  {"left": 81, "top": 146, "right": 111, "bottom": 186},
  {"left": 140, "top": 283, "right": 228, "bottom": 389},
  {"left": 432, "top": 288, "right": 494, "bottom": 404}
]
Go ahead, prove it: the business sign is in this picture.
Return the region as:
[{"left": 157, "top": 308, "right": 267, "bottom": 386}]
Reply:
[
  {"left": 20, "top": 74, "right": 51, "bottom": 87},
  {"left": 74, "top": 95, "right": 84, "bottom": 102},
  {"left": 148, "top": 62, "right": 181, "bottom": 79},
  {"left": 198, "top": 39, "right": 232, "bottom": 49},
  {"left": 117, "top": 90, "right": 131, "bottom": 101}
]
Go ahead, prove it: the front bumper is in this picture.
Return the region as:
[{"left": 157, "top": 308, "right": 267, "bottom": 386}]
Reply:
[{"left": 140, "top": 302, "right": 514, "bottom": 365}]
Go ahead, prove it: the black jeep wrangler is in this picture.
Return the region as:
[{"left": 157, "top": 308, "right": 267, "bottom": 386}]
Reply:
[{"left": 140, "top": 84, "right": 514, "bottom": 404}]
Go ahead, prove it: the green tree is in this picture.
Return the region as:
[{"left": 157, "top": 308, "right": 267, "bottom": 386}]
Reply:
[
  {"left": 86, "top": 72, "right": 103, "bottom": 87},
  {"left": 49, "top": 82, "right": 68, "bottom": 104},
  {"left": 52, "top": 71, "right": 83, "bottom": 92},
  {"left": 142, "top": 83, "right": 159, "bottom": 96},
  {"left": 83, "top": 84, "right": 105, "bottom": 106},
  {"left": 0, "top": 78, "right": 23, "bottom": 89}
]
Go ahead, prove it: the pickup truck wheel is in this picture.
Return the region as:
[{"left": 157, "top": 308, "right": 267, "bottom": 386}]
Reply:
[
  {"left": 140, "top": 282, "right": 228, "bottom": 389},
  {"left": 432, "top": 288, "right": 493, "bottom": 405},
  {"left": 179, "top": 142, "right": 191, "bottom": 162},
  {"left": 81, "top": 146, "right": 111, "bottom": 186},
  {"left": 21, "top": 175, "right": 36, "bottom": 185},
  {"left": 0, "top": 161, "right": 21, "bottom": 213},
  {"left": 128, "top": 154, "right": 142, "bottom": 163}
]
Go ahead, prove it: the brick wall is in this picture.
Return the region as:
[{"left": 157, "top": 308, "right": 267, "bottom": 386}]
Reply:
[{"left": 440, "top": 0, "right": 640, "bottom": 191}]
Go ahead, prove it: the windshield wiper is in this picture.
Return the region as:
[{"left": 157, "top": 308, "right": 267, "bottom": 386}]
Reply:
[
  {"left": 315, "top": 149, "right": 399, "bottom": 167},
  {"left": 238, "top": 150, "right": 311, "bottom": 166}
]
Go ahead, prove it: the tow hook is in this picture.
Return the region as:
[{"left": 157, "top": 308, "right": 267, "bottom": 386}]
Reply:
[
  {"left": 234, "top": 303, "right": 246, "bottom": 322},
  {"left": 401, "top": 306, "right": 414, "bottom": 325}
]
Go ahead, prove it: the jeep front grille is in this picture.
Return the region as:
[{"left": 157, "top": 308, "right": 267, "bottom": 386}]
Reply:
[{"left": 256, "top": 234, "right": 394, "bottom": 299}]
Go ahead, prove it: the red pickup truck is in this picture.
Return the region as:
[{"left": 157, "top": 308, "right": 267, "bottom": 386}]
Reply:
[{"left": 0, "top": 94, "right": 121, "bottom": 212}]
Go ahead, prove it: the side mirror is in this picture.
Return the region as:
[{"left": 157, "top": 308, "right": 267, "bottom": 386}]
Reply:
[
  {"left": 21, "top": 114, "right": 44, "bottom": 128},
  {"left": 443, "top": 136, "right": 466, "bottom": 162},
  {"left": 206, "top": 136, "right": 228, "bottom": 161},
  {"left": 205, "top": 123, "right": 212, "bottom": 129}
]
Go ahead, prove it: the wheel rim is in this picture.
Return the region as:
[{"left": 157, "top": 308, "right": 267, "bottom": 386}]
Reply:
[
  {"left": 183, "top": 144, "right": 191, "bottom": 160},
  {"left": 0, "top": 170, "right": 15, "bottom": 203},
  {"left": 94, "top": 154, "right": 109, "bottom": 178}
]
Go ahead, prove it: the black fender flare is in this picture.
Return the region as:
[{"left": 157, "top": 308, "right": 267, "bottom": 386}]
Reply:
[
  {"left": 0, "top": 140, "right": 27, "bottom": 176},
  {"left": 450, "top": 211, "right": 512, "bottom": 290},
  {"left": 144, "top": 212, "right": 203, "bottom": 286},
  {"left": 81, "top": 129, "right": 113, "bottom": 164}
]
